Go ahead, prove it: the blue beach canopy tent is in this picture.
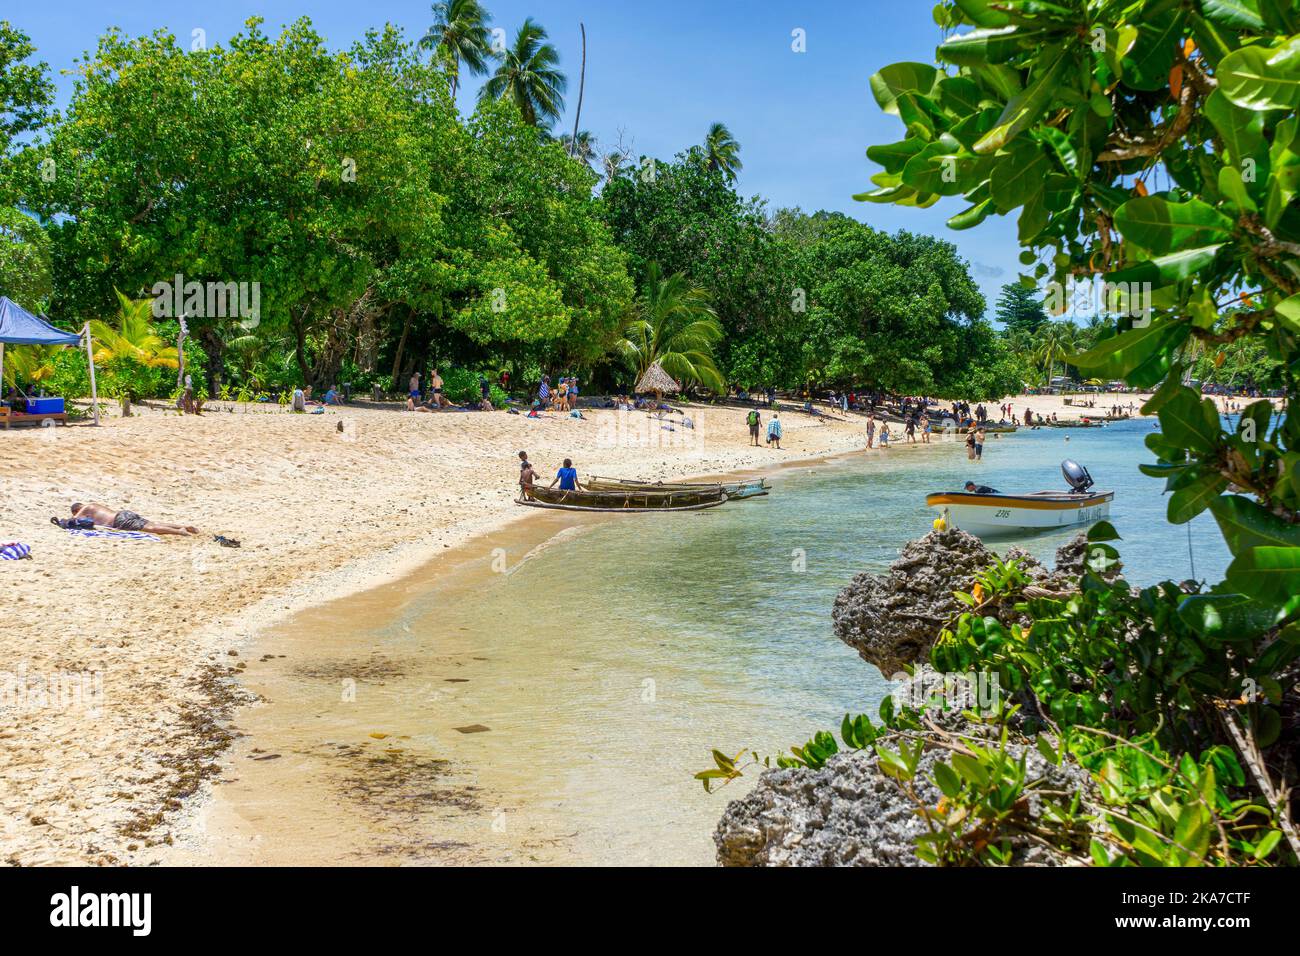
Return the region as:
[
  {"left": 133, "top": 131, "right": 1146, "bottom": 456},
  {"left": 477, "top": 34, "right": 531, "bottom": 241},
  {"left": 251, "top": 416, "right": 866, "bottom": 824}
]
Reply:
[{"left": 0, "top": 296, "right": 100, "bottom": 425}]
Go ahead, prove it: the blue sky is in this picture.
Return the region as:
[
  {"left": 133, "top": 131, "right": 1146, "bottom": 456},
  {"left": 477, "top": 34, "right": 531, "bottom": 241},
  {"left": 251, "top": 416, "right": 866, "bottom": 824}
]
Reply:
[{"left": 10, "top": 1, "right": 1021, "bottom": 315}]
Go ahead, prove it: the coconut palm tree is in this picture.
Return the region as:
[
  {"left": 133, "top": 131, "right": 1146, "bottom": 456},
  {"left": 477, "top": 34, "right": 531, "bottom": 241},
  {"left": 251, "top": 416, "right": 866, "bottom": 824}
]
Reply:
[
  {"left": 479, "top": 18, "right": 566, "bottom": 128},
  {"left": 1033, "top": 320, "right": 1082, "bottom": 383},
  {"left": 703, "top": 121, "right": 743, "bottom": 179},
  {"left": 418, "top": 0, "right": 493, "bottom": 100},
  {"left": 1, "top": 344, "right": 59, "bottom": 390},
  {"left": 89, "top": 291, "right": 179, "bottom": 371},
  {"left": 559, "top": 130, "right": 597, "bottom": 168},
  {"left": 619, "top": 262, "right": 725, "bottom": 394},
  {"left": 89, "top": 290, "right": 180, "bottom": 414}
]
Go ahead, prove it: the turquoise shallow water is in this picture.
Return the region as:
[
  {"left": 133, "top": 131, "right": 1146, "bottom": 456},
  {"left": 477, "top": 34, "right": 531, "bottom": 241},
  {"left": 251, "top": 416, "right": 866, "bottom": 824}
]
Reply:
[{"left": 378, "top": 417, "right": 1233, "bottom": 864}]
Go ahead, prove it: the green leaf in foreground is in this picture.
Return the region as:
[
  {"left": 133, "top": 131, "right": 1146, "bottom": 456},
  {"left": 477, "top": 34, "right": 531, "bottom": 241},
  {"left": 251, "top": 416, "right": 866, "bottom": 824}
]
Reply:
[
  {"left": 1218, "top": 43, "right": 1300, "bottom": 111},
  {"left": 1226, "top": 546, "right": 1300, "bottom": 603},
  {"left": 1168, "top": 471, "right": 1228, "bottom": 524}
]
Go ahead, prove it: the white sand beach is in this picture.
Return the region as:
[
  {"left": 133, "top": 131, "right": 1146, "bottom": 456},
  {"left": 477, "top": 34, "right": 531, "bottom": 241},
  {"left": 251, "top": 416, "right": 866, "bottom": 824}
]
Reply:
[{"left": 2, "top": 398, "right": 890, "bottom": 864}]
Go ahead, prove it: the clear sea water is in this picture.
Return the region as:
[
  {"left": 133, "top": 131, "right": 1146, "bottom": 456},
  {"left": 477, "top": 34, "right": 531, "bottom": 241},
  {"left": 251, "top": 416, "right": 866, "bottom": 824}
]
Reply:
[
  {"left": 385, "top": 417, "right": 1231, "bottom": 863},
  {"left": 225, "top": 418, "right": 1235, "bottom": 865}
]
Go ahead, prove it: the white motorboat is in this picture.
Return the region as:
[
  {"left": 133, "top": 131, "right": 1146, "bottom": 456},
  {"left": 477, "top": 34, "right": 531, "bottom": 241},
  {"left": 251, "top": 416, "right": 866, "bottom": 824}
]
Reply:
[{"left": 927, "top": 460, "right": 1113, "bottom": 535}]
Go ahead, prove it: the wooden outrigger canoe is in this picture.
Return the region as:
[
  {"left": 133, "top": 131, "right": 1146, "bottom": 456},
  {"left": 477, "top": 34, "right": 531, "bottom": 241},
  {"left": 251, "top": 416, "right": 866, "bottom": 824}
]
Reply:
[
  {"left": 518, "top": 485, "right": 728, "bottom": 512},
  {"left": 586, "top": 475, "right": 770, "bottom": 499}
]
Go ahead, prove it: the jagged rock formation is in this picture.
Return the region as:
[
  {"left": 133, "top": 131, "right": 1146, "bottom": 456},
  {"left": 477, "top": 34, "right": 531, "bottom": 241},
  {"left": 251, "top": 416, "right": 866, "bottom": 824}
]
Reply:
[
  {"left": 830, "top": 529, "right": 1030, "bottom": 677},
  {"left": 719, "top": 530, "right": 1104, "bottom": 867},
  {"left": 830, "top": 528, "right": 1098, "bottom": 678},
  {"left": 714, "top": 714, "right": 1095, "bottom": 867}
]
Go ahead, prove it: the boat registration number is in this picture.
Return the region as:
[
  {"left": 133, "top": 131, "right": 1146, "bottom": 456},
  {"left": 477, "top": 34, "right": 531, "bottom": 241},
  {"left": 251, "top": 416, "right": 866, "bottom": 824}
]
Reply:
[{"left": 994, "top": 509, "right": 1011, "bottom": 519}]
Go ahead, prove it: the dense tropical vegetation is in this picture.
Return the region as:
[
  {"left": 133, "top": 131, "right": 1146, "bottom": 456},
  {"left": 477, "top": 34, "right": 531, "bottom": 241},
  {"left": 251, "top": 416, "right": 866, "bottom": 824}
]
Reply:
[
  {"left": 703, "top": 0, "right": 1300, "bottom": 867},
  {"left": 0, "top": 8, "right": 1030, "bottom": 405}
]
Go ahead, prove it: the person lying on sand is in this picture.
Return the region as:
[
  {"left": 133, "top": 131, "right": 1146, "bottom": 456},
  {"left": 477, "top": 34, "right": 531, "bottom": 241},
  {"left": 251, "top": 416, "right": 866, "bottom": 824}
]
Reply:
[{"left": 70, "top": 502, "right": 199, "bottom": 537}]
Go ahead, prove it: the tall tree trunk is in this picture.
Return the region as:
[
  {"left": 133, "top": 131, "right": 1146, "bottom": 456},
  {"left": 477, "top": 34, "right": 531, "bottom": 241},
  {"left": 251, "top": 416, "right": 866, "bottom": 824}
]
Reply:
[
  {"left": 570, "top": 23, "right": 586, "bottom": 156},
  {"left": 292, "top": 308, "right": 310, "bottom": 385},
  {"left": 176, "top": 323, "right": 186, "bottom": 390},
  {"left": 199, "top": 325, "right": 225, "bottom": 395},
  {"left": 390, "top": 307, "right": 412, "bottom": 392}
]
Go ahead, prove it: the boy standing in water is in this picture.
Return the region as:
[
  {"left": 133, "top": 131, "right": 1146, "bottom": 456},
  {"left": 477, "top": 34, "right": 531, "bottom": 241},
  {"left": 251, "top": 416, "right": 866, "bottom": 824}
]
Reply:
[
  {"left": 974, "top": 425, "right": 986, "bottom": 462},
  {"left": 517, "top": 450, "right": 537, "bottom": 500},
  {"left": 879, "top": 421, "right": 891, "bottom": 448}
]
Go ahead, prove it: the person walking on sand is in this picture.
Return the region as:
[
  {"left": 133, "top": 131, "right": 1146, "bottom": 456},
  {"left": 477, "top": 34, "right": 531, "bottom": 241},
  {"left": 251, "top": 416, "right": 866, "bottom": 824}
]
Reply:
[
  {"left": 905, "top": 416, "right": 917, "bottom": 443},
  {"left": 549, "top": 458, "right": 583, "bottom": 492},
  {"left": 517, "top": 451, "right": 537, "bottom": 500},
  {"left": 767, "top": 413, "right": 783, "bottom": 450},
  {"left": 879, "top": 421, "right": 891, "bottom": 448},
  {"left": 746, "top": 407, "right": 762, "bottom": 446},
  {"left": 407, "top": 372, "right": 422, "bottom": 411},
  {"left": 865, "top": 414, "right": 876, "bottom": 449}
]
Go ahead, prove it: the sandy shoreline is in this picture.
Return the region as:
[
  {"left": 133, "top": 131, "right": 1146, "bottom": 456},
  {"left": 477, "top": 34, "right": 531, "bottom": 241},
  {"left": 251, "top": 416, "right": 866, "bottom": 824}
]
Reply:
[
  {"left": 1, "top": 391, "right": 1154, "bottom": 865},
  {"left": 2, "top": 398, "right": 873, "bottom": 864}
]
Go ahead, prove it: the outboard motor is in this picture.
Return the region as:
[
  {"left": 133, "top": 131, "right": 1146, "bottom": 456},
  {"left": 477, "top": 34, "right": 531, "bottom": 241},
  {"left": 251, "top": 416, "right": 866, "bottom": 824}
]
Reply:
[{"left": 1061, "top": 459, "right": 1094, "bottom": 493}]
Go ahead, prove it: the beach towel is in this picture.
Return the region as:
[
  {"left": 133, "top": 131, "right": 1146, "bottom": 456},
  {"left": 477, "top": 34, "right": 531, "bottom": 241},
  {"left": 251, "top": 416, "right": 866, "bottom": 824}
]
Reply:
[
  {"left": 1, "top": 542, "right": 32, "bottom": 559},
  {"left": 66, "top": 529, "right": 161, "bottom": 542}
]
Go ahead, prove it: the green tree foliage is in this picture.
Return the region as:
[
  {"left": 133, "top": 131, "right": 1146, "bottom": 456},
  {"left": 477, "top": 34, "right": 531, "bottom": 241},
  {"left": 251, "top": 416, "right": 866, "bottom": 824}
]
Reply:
[
  {"left": 452, "top": 100, "right": 634, "bottom": 370},
  {"left": 478, "top": 17, "right": 566, "bottom": 129},
  {"left": 604, "top": 165, "right": 1015, "bottom": 397},
  {"left": 0, "top": 204, "right": 52, "bottom": 307},
  {"left": 559, "top": 129, "right": 597, "bottom": 167},
  {"left": 15, "top": 19, "right": 461, "bottom": 391},
  {"left": 0, "top": 21, "right": 53, "bottom": 159},
  {"left": 788, "top": 212, "right": 1016, "bottom": 397},
  {"left": 601, "top": 157, "right": 801, "bottom": 385},
  {"left": 1193, "top": 327, "right": 1285, "bottom": 392},
  {"left": 994, "top": 281, "right": 1048, "bottom": 335},
  {"left": 10, "top": 18, "right": 629, "bottom": 394}
]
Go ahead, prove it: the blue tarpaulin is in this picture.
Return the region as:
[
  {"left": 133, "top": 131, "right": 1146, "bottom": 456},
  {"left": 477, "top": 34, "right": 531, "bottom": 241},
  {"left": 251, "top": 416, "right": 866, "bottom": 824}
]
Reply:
[{"left": 0, "top": 296, "right": 81, "bottom": 345}]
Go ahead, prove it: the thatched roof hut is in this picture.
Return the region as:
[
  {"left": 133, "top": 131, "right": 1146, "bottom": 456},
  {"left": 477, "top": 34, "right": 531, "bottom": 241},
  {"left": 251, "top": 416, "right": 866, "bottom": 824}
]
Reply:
[{"left": 635, "top": 361, "right": 680, "bottom": 395}]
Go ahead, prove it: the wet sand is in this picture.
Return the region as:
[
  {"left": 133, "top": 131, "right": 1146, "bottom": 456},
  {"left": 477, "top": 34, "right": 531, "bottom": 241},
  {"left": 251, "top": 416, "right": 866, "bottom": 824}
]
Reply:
[{"left": 156, "top": 451, "right": 878, "bottom": 867}]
